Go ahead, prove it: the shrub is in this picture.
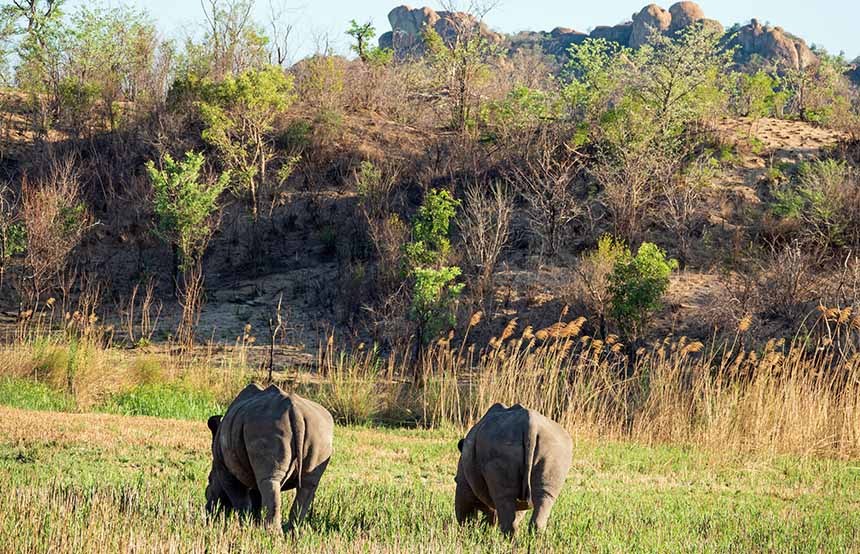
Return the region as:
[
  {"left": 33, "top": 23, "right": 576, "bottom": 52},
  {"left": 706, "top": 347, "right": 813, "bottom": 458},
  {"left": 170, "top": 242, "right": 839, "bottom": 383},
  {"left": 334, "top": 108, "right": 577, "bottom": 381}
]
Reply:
[
  {"left": 769, "top": 159, "right": 860, "bottom": 257},
  {"left": 404, "top": 190, "right": 464, "bottom": 346},
  {"left": 609, "top": 242, "right": 678, "bottom": 342}
]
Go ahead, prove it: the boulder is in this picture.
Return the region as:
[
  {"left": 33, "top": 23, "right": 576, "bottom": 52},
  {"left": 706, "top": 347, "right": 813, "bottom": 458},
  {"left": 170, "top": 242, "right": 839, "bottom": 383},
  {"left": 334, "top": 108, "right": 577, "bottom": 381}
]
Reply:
[
  {"left": 590, "top": 22, "right": 633, "bottom": 46},
  {"left": 630, "top": 4, "right": 672, "bottom": 48},
  {"left": 382, "top": 4, "right": 502, "bottom": 59},
  {"left": 668, "top": 1, "right": 705, "bottom": 33},
  {"left": 729, "top": 18, "right": 817, "bottom": 70}
]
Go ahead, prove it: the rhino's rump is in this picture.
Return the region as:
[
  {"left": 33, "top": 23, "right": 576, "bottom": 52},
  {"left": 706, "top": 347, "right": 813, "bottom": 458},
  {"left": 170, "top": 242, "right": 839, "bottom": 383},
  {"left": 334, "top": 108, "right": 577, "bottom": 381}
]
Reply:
[{"left": 215, "top": 385, "right": 332, "bottom": 490}]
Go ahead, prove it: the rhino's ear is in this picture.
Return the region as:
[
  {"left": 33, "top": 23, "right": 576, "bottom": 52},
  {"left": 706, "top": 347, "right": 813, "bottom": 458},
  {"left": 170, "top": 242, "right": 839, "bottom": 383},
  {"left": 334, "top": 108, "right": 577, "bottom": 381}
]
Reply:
[
  {"left": 457, "top": 439, "right": 464, "bottom": 452},
  {"left": 207, "top": 415, "right": 222, "bottom": 436}
]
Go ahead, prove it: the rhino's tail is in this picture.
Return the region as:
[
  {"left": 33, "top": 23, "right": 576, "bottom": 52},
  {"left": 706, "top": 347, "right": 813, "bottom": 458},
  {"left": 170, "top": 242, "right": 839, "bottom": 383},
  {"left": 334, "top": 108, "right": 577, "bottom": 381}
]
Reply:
[
  {"left": 289, "top": 399, "right": 306, "bottom": 488},
  {"left": 522, "top": 420, "right": 538, "bottom": 507}
]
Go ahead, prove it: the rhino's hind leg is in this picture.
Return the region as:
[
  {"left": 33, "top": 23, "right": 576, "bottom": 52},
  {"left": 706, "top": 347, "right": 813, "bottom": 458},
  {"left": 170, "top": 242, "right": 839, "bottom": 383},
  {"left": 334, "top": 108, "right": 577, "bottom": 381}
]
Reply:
[
  {"left": 257, "top": 476, "right": 285, "bottom": 530},
  {"left": 529, "top": 491, "right": 557, "bottom": 532},
  {"left": 493, "top": 498, "right": 519, "bottom": 536},
  {"left": 288, "top": 459, "right": 329, "bottom": 529}
]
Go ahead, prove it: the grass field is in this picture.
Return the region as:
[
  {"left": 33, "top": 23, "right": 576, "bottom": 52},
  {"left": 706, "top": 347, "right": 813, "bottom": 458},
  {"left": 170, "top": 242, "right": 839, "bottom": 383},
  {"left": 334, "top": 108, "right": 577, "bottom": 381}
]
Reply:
[{"left": 1, "top": 404, "right": 859, "bottom": 553}]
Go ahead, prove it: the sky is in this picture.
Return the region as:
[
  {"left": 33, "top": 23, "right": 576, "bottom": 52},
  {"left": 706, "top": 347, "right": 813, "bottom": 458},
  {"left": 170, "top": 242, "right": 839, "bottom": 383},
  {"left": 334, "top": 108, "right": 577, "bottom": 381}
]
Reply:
[{"left": 66, "top": 0, "right": 860, "bottom": 62}]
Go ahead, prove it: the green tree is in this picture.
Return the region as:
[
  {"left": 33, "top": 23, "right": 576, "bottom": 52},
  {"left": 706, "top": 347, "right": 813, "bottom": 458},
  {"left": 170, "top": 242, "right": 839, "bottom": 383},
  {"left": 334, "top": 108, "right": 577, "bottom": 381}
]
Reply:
[
  {"left": 608, "top": 241, "right": 678, "bottom": 343},
  {"left": 0, "top": 185, "right": 26, "bottom": 288},
  {"left": 404, "top": 189, "right": 463, "bottom": 349},
  {"left": 1, "top": 0, "right": 68, "bottom": 134},
  {"left": 346, "top": 19, "right": 374, "bottom": 62},
  {"left": 146, "top": 151, "right": 228, "bottom": 276},
  {"left": 346, "top": 20, "right": 392, "bottom": 66},
  {"left": 562, "top": 38, "right": 631, "bottom": 122},
  {"left": 634, "top": 24, "right": 734, "bottom": 135},
  {"left": 199, "top": 65, "right": 296, "bottom": 225},
  {"left": 147, "top": 151, "right": 228, "bottom": 348}
]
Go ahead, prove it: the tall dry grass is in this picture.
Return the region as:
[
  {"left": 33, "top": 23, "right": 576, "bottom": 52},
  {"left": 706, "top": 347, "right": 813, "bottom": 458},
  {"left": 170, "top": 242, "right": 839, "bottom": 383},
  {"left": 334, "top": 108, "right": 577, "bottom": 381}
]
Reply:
[{"left": 2, "top": 300, "right": 859, "bottom": 458}]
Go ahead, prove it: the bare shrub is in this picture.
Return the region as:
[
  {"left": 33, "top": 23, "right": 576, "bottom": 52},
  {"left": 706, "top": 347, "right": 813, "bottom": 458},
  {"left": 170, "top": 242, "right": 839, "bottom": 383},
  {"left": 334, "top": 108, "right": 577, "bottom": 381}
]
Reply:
[
  {"left": 656, "top": 156, "right": 712, "bottom": 266},
  {"left": 122, "top": 278, "right": 162, "bottom": 347},
  {"left": 759, "top": 241, "right": 819, "bottom": 321},
  {"left": 457, "top": 180, "right": 512, "bottom": 307},
  {"left": 19, "top": 158, "right": 92, "bottom": 308},
  {"left": 570, "top": 235, "right": 627, "bottom": 339},
  {"left": 508, "top": 127, "right": 582, "bottom": 258}
]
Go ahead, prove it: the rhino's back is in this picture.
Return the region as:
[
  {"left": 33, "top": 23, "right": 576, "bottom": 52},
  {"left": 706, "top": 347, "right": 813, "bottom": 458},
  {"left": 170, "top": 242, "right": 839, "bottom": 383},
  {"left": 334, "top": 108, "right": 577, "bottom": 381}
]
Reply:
[{"left": 472, "top": 404, "right": 571, "bottom": 466}]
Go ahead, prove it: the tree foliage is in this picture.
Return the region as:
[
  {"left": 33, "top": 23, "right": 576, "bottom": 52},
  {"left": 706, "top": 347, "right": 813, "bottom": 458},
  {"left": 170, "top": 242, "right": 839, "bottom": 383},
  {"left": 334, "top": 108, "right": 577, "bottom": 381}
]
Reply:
[
  {"left": 198, "top": 64, "right": 295, "bottom": 223},
  {"left": 146, "top": 151, "right": 228, "bottom": 273}
]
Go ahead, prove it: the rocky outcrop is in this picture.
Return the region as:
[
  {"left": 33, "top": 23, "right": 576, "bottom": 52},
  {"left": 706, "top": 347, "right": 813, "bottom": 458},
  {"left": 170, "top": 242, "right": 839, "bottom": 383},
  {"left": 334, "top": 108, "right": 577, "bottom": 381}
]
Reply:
[
  {"left": 590, "top": 22, "right": 633, "bottom": 46},
  {"left": 630, "top": 4, "right": 672, "bottom": 48},
  {"left": 727, "top": 19, "right": 817, "bottom": 70},
  {"left": 380, "top": 5, "right": 502, "bottom": 59},
  {"left": 509, "top": 27, "right": 589, "bottom": 59},
  {"left": 378, "top": 2, "right": 817, "bottom": 72},
  {"left": 668, "top": 1, "right": 705, "bottom": 33}
]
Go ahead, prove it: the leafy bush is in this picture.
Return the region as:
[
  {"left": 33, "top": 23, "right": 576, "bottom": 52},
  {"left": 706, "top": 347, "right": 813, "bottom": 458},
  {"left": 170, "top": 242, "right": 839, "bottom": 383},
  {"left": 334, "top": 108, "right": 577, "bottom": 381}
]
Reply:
[
  {"left": 769, "top": 159, "right": 860, "bottom": 255},
  {"left": 609, "top": 242, "right": 678, "bottom": 342},
  {"left": 146, "top": 151, "right": 228, "bottom": 273},
  {"left": 405, "top": 190, "right": 464, "bottom": 345}
]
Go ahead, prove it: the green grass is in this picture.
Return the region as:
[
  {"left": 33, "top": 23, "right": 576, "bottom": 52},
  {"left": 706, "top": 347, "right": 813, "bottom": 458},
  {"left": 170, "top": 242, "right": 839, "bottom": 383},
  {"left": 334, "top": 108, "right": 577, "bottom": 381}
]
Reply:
[
  {"left": 0, "top": 377, "right": 76, "bottom": 412},
  {"left": 0, "top": 377, "right": 226, "bottom": 421},
  {"left": 0, "top": 406, "right": 858, "bottom": 553},
  {"left": 98, "top": 382, "right": 227, "bottom": 420}
]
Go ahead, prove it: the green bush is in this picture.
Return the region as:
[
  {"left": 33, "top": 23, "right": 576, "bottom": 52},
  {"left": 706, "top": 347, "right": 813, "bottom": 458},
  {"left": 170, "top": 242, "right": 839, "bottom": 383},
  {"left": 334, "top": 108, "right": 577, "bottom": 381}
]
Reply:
[
  {"left": 404, "top": 190, "right": 464, "bottom": 345},
  {"left": 609, "top": 242, "right": 678, "bottom": 342}
]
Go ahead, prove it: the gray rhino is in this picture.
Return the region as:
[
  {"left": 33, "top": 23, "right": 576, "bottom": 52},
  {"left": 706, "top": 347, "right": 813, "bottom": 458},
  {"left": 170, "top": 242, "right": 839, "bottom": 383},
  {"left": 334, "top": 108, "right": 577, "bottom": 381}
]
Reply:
[
  {"left": 455, "top": 403, "right": 572, "bottom": 534},
  {"left": 205, "top": 384, "right": 334, "bottom": 530}
]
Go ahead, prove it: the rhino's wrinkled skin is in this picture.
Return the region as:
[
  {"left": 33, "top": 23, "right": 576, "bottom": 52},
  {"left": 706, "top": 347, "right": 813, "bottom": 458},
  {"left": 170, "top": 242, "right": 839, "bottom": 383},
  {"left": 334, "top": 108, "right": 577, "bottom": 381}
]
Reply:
[
  {"left": 455, "top": 403, "right": 572, "bottom": 534},
  {"left": 205, "top": 384, "right": 333, "bottom": 530}
]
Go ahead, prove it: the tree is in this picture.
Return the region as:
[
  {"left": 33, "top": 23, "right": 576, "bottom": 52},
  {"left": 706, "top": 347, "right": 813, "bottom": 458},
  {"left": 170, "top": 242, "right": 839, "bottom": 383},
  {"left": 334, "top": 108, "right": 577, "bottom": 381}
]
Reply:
[
  {"left": 199, "top": 65, "right": 295, "bottom": 226},
  {"left": 146, "top": 151, "right": 228, "bottom": 275},
  {"left": 608, "top": 241, "right": 678, "bottom": 343},
  {"left": 633, "top": 24, "right": 733, "bottom": 135},
  {"left": 423, "top": 7, "right": 504, "bottom": 134},
  {"left": 457, "top": 180, "right": 512, "bottom": 307},
  {"left": 19, "top": 157, "right": 92, "bottom": 307},
  {"left": 346, "top": 19, "right": 374, "bottom": 62},
  {"left": 60, "top": 4, "right": 162, "bottom": 133},
  {"left": 404, "top": 189, "right": 463, "bottom": 350},
  {"left": 200, "top": 0, "right": 267, "bottom": 79},
  {"left": 146, "top": 151, "right": 228, "bottom": 347},
  {"left": 563, "top": 38, "right": 632, "bottom": 123},
  {"left": 0, "top": 184, "right": 26, "bottom": 289},
  {"left": 508, "top": 125, "right": 583, "bottom": 257},
  {"left": 1, "top": 0, "right": 67, "bottom": 135}
]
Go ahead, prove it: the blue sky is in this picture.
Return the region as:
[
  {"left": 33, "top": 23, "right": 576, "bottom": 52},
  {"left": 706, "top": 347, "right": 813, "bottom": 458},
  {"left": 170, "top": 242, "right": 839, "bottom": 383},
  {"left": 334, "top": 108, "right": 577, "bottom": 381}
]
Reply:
[{"left": 67, "top": 1, "right": 860, "bottom": 61}]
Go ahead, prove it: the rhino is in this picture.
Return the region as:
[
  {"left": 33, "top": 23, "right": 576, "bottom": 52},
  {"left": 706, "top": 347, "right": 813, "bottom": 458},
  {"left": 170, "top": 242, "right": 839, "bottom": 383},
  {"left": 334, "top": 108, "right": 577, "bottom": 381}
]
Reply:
[
  {"left": 455, "top": 403, "right": 572, "bottom": 534},
  {"left": 205, "top": 383, "right": 334, "bottom": 530}
]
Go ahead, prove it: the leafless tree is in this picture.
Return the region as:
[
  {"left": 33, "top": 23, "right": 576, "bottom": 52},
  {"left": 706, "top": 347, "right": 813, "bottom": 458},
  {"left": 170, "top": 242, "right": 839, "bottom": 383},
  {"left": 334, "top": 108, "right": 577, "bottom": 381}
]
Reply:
[
  {"left": 507, "top": 128, "right": 582, "bottom": 258},
  {"left": 19, "top": 158, "right": 93, "bottom": 308},
  {"left": 458, "top": 180, "right": 512, "bottom": 306},
  {"left": 266, "top": 0, "right": 296, "bottom": 67},
  {"left": 200, "top": 0, "right": 264, "bottom": 78},
  {"left": 591, "top": 130, "right": 679, "bottom": 245}
]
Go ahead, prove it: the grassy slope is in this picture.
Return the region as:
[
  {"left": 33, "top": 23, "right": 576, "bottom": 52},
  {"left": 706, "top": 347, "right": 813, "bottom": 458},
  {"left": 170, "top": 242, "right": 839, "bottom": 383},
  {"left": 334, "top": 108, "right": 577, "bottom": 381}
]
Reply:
[{"left": 1, "top": 407, "right": 858, "bottom": 553}]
